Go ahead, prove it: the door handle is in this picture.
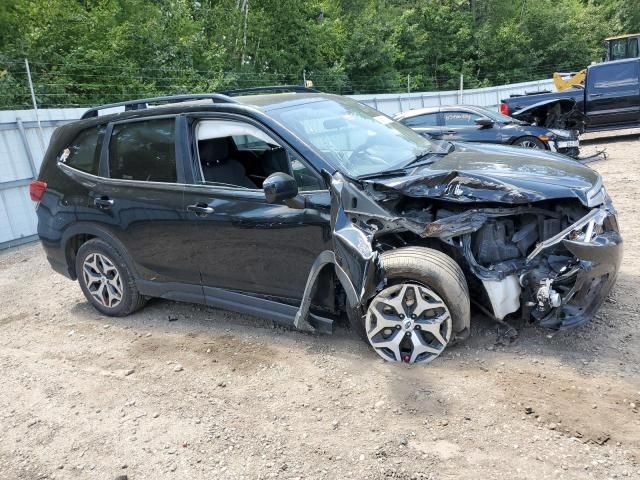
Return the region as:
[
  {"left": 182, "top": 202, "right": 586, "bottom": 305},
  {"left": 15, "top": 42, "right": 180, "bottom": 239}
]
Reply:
[
  {"left": 94, "top": 196, "right": 114, "bottom": 209},
  {"left": 589, "top": 93, "right": 603, "bottom": 97},
  {"left": 444, "top": 130, "right": 457, "bottom": 135},
  {"left": 187, "top": 203, "right": 215, "bottom": 215}
]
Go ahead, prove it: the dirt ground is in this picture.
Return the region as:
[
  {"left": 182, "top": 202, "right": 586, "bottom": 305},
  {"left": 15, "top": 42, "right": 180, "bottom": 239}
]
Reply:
[{"left": 1, "top": 133, "right": 640, "bottom": 480}]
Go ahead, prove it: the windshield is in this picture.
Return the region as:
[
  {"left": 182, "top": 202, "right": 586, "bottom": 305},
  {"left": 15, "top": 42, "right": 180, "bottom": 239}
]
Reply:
[{"left": 266, "top": 96, "right": 434, "bottom": 177}]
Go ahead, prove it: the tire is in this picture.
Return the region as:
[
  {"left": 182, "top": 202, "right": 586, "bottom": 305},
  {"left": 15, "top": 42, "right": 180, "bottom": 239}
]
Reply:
[
  {"left": 512, "top": 136, "right": 546, "bottom": 149},
  {"left": 75, "top": 238, "right": 146, "bottom": 317},
  {"left": 349, "top": 247, "right": 470, "bottom": 364}
]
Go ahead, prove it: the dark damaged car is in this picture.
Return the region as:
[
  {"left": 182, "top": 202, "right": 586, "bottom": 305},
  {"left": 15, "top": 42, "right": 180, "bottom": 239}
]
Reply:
[{"left": 32, "top": 90, "right": 623, "bottom": 365}]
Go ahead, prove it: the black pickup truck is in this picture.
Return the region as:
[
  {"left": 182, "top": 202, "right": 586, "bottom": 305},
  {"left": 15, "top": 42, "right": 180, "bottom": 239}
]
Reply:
[{"left": 500, "top": 58, "right": 640, "bottom": 133}]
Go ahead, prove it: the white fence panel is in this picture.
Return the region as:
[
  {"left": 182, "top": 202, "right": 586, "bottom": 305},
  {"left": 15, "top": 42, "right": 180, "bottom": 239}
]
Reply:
[
  {"left": 349, "top": 78, "right": 555, "bottom": 116},
  {"left": 0, "top": 108, "right": 85, "bottom": 248}
]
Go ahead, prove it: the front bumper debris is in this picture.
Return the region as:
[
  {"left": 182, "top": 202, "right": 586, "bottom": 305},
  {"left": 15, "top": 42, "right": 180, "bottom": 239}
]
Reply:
[{"left": 529, "top": 207, "right": 622, "bottom": 329}]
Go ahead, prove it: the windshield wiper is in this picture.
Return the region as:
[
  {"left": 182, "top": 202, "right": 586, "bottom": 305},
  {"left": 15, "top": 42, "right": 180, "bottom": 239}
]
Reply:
[
  {"left": 400, "top": 150, "right": 437, "bottom": 169},
  {"left": 358, "top": 152, "right": 439, "bottom": 180}
]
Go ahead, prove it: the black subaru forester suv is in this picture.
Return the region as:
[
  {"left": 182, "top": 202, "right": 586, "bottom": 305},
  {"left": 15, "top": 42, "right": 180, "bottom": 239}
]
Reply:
[{"left": 32, "top": 87, "right": 622, "bottom": 364}]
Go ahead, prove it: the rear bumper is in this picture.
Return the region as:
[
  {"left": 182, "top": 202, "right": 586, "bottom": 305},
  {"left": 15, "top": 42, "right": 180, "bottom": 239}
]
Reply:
[{"left": 41, "top": 242, "right": 74, "bottom": 279}]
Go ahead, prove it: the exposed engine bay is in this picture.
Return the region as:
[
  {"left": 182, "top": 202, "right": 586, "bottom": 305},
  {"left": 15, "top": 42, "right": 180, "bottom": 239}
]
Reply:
[{"left": 509, "top": 98, "right": 588, "bottom": 133}]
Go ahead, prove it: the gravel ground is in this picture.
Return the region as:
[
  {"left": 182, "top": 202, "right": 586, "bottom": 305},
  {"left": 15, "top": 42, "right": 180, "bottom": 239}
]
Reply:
[{"left": 1, "top": 134, "right": 639, "bottom": 480}]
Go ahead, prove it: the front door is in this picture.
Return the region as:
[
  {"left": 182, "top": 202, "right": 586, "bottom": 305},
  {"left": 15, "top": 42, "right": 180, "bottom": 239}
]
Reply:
[
  {"left": 586, "top": 61, "right": 640, "bottom": 128},
  {"left": 183, "top": 118, "right": 331, "bottom": 301}
]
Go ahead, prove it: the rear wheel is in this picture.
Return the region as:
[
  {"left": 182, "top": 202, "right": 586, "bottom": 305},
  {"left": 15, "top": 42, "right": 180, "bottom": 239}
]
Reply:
[
  {"left": 75, "top": 238, "right": 146, "bottom": 316},
  {"left": 512, "top": 136, "right": 546, "bottom": 149},
  {"left": 356, "top": 247, "right": 470, "bottom": 364}
]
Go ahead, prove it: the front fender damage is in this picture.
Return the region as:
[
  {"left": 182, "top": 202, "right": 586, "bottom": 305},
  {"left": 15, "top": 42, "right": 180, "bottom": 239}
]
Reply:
[{"left": 294, "top": 173, "right": 383, "bottom": 332}]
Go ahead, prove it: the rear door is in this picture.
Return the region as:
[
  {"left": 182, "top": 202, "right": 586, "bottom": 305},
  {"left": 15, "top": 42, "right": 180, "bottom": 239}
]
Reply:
[
  {"left": 586, "top": 61, "right": 640, "bottom": 128},
  {"left": 399, "top": 112, "right": 443, "bottom": 139},
  {"left": 84, "top": 116, "right": 202, "bottom": 287}
]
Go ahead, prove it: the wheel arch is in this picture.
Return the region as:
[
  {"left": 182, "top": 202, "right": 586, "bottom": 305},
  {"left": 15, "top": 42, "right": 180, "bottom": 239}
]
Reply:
[{"left": 62, "top": 223, "right": 138, "bottom": 280}]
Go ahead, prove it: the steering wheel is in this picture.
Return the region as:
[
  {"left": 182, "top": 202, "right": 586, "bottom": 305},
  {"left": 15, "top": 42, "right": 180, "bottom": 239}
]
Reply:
[{"left": 346, "top": 138, "right": 392, "bottom": 170}]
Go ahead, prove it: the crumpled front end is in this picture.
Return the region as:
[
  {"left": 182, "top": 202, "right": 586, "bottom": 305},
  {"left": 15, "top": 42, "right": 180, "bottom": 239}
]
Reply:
[{"left": 346, "top": 164, "right": 622, "bottom": 331}]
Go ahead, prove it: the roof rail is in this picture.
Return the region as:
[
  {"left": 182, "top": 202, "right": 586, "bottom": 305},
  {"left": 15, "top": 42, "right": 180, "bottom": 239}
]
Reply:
[
  {"left": 80, "top": 93, "right": 237, "bottom": 119},
  {"left": 220, "top": 85, "right": 319, "bottom": 96}
]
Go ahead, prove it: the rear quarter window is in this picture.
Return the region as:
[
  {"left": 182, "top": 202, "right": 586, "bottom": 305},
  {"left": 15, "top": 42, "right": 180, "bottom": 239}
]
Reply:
[
  {"left": 59, "top": 125, "right": 106, "bottom": 175},
  {"left": 401, "top": 113, "right": 439, "bottom": 127}
]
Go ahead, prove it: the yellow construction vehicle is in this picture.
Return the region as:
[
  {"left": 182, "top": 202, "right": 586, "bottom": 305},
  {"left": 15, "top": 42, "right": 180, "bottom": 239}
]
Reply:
[
  {"left": 603, "top": 33, "right": 640, "bottom": 61},
  {"left": 553, "top": 70, "right": 586, "bottom": 91},
  {"left": 553, "top": 33, "right": 640, "bottom": 92}
]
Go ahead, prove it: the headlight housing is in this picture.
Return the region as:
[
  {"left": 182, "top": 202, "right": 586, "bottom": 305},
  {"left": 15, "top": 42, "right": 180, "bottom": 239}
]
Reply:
[{"left": 548, "top": 128, "right": 572, "bottom": 138}]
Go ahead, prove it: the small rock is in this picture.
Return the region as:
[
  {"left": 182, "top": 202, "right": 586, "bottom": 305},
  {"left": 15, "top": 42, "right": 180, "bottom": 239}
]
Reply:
[
  {"left": 124, "top": 369, "right": 135, "bottom": 377},
  {"left": 548, "top": 423, "right": 557, "bottom": 430},
  {"left": 173, "top": 365, "right": 183, "bottom": 372},
  {"left": 331, "top": 420, "right": 339, "bottom": 430},
  {"left": 217, "top": 381, "right": 226, "bottom": 388},
  {"left": 152, "top": 413, "right": 160, "bottom": 418},
  {"left": 359, "top": 454, "right": 365, "bottom": 461},
  {"left": 114, "top": 476, "right": 128, "bottom": 480},
  {"left": 374, "top": 400, "right": 385, "bottom": 409},
  {"left": 525, "top": 407, "right": 534, "bottom": 415},
  {"left": 168, "top": 315, "right": 178, "bottom": 322},
  {"left": 399, "top": 437, "right": 408, "bottom": 446}
]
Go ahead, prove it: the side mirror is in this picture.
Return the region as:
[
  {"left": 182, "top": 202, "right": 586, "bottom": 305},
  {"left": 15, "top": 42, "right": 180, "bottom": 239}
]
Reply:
[
  {"left": 475, "top": 117, "right": 494, "bottom": 128},
  {"left": 263, "top": 172, "right": 305, "bottom": 209}
]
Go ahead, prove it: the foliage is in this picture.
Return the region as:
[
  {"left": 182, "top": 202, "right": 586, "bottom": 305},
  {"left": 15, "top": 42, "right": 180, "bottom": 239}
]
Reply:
[{"left": 0, "top": 0, "right": 635, "bottom": 107}]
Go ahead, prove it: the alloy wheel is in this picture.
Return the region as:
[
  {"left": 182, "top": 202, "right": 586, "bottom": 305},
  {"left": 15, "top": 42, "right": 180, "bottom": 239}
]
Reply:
[
  {"left": 365, "top": 283, "right": 452, "bottom": 364},
  {"left": 520, "top": 140, "right": 540, "bottom": 148},
  {"left": 82, "top": 253, "right": 123, "bottom": 308}
]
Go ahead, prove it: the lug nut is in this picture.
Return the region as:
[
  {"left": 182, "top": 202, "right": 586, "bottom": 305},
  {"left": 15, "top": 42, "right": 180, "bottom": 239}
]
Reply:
[
  {"left": 399, "top": 314, "right": 405, "bottom": 319},
  {"left": 414, "top": 325, "right": 421, "bottom": 330},
  {"left": 411, "top": 314, "right": 417, "bottom": 319},
  {"left": 395, "top": 325, "right": 401, "bottom": 330},
  {"left": 405, "top": 332, "right": 411, "bottom": 336}
]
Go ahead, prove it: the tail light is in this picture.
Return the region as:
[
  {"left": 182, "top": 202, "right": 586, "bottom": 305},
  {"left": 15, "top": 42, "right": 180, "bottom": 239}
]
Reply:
[
  {"left": 29, "top": 180, "right": 47, "bottom": 202},
  {"left": 499, "top": 103, "right": 509, "bottom": 116}
]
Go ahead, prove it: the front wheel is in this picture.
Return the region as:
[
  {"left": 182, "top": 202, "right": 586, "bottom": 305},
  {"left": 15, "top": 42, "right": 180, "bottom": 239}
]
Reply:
[
  {"left": 358, "top": 247, "right": 470, "bottom": 364},
  {"left": 512, "top": 136, "right": 546, "bottom": 149}
]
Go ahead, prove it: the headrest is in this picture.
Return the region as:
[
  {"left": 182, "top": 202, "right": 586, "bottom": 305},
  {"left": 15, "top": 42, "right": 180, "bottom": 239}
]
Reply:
[{"left": 199, "top": 138, "right": 230, "bottom": 165}]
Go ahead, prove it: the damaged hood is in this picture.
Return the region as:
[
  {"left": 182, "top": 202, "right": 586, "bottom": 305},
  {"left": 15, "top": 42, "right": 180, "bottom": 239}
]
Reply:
[{"left": 369, "top": 142, "right": 602, "bottom": 206}]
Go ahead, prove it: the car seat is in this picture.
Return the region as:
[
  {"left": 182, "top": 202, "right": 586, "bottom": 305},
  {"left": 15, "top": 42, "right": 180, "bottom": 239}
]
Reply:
[{"left": 198, "top": 138, "right": 256, "bottom": 189}]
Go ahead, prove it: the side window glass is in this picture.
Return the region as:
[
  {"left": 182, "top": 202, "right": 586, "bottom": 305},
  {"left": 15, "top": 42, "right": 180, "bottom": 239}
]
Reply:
[
  {"left": 59, "top": 125, "right": 106, "bottom": 175},
  {"left": 290, "top": 154, "right": 324, "bottom": 191},
  {"left": 402, "top": 114, "right": 438, "bottom": 127},
  {"left": 592, "top": 63, "right": 638, "bottom": 89},
  {"left": 443, "top": 111, "right": 482, "bottom": 126},
  {"left": 109, "top": 119, "right": 176, "bottom": 182},
  {"left": 196, "top": 120, "right": 324, "bottom": 191}
]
